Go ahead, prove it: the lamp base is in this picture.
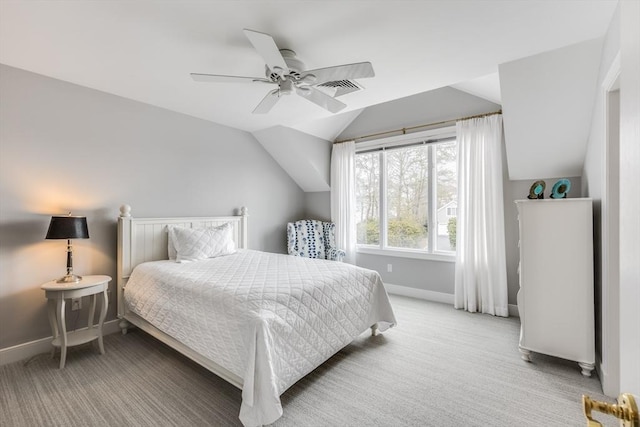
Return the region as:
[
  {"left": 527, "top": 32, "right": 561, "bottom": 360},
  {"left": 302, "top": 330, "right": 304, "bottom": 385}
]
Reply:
[{"left": 56, "top": 274, "right": 83, "bottom": 284}]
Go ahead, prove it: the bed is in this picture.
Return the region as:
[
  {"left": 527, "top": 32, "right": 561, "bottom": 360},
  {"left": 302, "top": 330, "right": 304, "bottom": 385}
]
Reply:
[{"left": 116, "top": 205, "right": 396, "bottom": 426}]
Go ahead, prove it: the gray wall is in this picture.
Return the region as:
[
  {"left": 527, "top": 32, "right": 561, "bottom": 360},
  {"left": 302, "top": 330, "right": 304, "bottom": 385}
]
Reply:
[
  {"left": 0, "top": 65, "right": 305, "bottom": 349},
  {"left": 358, "top": 255, "right": 455, "bottom": 294},
  {"left": 337, "top": 86, "right": 501, "bottom": 142},
  {"left": 254, "top": 127, "right": 331, "bottom": 192},
  {"left": 304, "top": 191, "right": 331, "bottom": 222}
]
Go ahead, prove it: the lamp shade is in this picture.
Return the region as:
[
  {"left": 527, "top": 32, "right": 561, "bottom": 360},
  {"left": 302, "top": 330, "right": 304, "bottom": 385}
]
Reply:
[{"left": 46, "top": 216, "right": 89, "bottom": 240}]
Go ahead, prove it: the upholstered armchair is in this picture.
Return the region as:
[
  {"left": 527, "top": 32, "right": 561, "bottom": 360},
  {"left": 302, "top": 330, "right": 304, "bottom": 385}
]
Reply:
[{"left": 287, "top": 219, "right": 346, "bottom": 262}]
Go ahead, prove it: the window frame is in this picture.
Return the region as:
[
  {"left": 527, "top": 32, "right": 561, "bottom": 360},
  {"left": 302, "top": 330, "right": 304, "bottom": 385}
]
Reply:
[{"left": 355, "top": 126, "right": 457, "bottom": 262}]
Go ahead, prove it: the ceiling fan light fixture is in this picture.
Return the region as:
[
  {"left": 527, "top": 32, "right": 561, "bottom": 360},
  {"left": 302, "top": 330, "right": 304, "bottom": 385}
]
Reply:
[{"left": 280, "top": 79, "right": 294, "bottom": 95}]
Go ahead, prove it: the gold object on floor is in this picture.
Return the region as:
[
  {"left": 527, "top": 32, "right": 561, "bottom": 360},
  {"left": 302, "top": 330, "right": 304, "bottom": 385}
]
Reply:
[{"left": 582, "top": 393, "right": 638, "bottom": 426}]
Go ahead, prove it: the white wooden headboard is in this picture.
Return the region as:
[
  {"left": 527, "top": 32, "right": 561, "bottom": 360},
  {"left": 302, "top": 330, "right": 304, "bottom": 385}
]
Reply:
[{"left": 116, "top": 205, "right": 248, "bottom": 318}]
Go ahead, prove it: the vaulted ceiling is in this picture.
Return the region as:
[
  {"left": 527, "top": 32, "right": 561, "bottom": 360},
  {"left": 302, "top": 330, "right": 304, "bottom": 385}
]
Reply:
[
  {"left": 0, "top": 0, "right": 617, "bottom": 132},
  {"left": 0, "top": 1, "right": 617, "bottom": 139}
]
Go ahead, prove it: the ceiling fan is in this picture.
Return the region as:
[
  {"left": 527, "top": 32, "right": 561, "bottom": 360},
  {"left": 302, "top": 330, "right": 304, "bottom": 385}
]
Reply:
[{"left": 191, "top": 29, "right": 375, "bottom": 114}]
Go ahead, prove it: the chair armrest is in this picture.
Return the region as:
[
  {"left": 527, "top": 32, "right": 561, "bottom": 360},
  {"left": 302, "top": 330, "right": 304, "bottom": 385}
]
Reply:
[
  {"left": 286, "top": 223, "right": 296, "bottom": 255},
  {"left": 327, "top": 248, "right": 346, "bottom": 262}
]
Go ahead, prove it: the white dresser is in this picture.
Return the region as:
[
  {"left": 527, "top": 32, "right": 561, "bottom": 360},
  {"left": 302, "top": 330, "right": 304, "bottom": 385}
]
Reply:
[{"left": 515, "top": 198, "right": 595, "bottom": 376}]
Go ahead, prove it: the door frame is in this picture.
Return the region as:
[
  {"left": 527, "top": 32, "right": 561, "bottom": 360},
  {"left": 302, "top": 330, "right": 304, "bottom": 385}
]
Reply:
[{"left": 599, "top": 52, "right": 620, "bottom": 397}]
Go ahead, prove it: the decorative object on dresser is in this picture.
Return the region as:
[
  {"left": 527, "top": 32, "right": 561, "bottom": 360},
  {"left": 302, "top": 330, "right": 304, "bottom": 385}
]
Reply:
[
  {"left": 527, "top": 180, "right": 546, "bottom": 199},
  {"left": 286, "top": 219, "right": 346, "bottom": 261},
  {"left": 515, "top": 198, "right": 595, "bottom": 376},
  {"left": 41, "top": 275, "right": 111, "bottom": 369},
  {"left": 550, "top": 178, "right": 571, "bottom": 199},
  {"left": 45, "top": 213, "right": 90, "bottom": 283}
]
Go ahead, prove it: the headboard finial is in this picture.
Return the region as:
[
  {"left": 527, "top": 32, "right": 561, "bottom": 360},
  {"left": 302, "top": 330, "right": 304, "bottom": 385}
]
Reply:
[
  {"left": 120, "top": 205, "right": 132, "bottom": 218},
  {"left": 240, "top": 206, "right": 249, "bottom": 216}
]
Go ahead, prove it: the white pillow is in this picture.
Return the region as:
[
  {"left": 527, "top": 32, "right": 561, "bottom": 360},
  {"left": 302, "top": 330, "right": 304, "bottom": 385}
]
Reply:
[
  {"left": 168, "top": 223, "right": 236, "bottom": 262},
  {"left": 167, "top": 226, "right": 178, "bottom": 260}
]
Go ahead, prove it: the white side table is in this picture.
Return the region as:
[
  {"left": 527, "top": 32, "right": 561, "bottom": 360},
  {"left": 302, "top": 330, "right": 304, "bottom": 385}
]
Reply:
[{"left": 41, "top": 275, "right": 111, "bottom": 369}]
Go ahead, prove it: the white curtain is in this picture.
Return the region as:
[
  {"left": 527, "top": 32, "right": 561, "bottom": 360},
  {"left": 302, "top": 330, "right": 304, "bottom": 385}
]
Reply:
[
  {"left": 454, "top": 115, "right": 509, "bottom": 317},
  {"left": 330, "top": 141, "right": 357, "bottom": 264}
]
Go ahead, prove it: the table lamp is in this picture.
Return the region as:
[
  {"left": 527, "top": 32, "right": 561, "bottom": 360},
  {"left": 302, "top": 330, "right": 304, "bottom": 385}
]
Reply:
[{"left": 46, "top": 213, "right": 90, "bottom": 283}]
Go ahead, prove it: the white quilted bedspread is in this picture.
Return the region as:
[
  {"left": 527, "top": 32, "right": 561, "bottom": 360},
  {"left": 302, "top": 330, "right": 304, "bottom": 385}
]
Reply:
[{"left": 124, "top": 249, "right": 396, "bottom": 426}]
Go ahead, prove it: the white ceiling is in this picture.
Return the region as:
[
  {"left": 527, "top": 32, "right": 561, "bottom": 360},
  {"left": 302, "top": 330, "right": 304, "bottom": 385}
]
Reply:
[{"left": 0, "top": 1, "right": 617, "bottom": 137}]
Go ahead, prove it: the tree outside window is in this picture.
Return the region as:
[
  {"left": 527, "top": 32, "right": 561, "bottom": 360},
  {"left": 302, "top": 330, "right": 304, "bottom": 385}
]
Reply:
[
  {"left": 355, "top": 134, "right": 457, "bottom": 255},
  {"left": 355, "top": 151, "right": 380, "bottom": 245}
]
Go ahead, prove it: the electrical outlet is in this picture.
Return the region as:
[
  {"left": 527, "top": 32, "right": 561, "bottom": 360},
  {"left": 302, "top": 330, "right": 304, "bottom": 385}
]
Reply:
[
  {"left": 71, "top": 298, "right": 82, "bottom": 311},
  {"left": 387, "top": 264, "right": 393, "bottom": 273}
]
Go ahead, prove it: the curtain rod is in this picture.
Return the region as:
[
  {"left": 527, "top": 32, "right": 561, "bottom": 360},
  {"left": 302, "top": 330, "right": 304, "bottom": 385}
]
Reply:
[{"left": 333, "top": 110, "right": 502, "bottom": 144}]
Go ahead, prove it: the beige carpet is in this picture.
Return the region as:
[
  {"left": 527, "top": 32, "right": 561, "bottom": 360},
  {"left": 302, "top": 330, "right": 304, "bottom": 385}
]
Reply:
[{"left": 0, "top": 295, "right": 614, "bottom": 426}]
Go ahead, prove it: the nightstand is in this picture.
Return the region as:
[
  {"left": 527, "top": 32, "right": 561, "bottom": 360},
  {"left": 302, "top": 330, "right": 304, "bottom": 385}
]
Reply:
[{"left": 41, "top": 275, "right": 111, "bottom": 368}]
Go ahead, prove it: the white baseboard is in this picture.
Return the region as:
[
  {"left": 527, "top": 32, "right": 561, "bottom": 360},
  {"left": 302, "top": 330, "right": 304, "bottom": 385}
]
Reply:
[
  {"left": 508, "top": 304, "right": 520, "bottom": 318},
  {"left": 598, "top": 361, "right": 620, "bottom": 398},
  {"left": 0, "top": 319, "right": 121, "bottom": 366},
  {"left": 385, "top": 283, "right": 519, "bottom": 318},
  {"left": 385, "top": 283, "right": 455, "bottom": 304}
]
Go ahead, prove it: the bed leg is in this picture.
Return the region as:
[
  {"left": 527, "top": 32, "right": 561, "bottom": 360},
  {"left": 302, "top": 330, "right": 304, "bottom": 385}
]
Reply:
[
  {"left": 119, "top": 318, "right": 130, "bottom": 335},
  {"left": 371, "top": 324, "right": 378, "bottom": 337}
]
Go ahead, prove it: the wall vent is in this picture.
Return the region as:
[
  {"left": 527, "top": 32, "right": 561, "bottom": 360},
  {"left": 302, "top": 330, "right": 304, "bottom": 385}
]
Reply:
[{"left": 317, "top": 79, "right": 363, "bottom": 97}]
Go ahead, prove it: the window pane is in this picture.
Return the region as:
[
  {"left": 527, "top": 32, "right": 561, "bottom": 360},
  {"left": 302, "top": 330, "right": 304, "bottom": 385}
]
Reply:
[
  {"left": 435, "top": 141, "right": 457, "bottom": 252},
  {"left": 386, "top": 145, "right": 429, "bottom": 250},
  {"left": 355, "top": 152, "right": 380, "bottom": 245}
]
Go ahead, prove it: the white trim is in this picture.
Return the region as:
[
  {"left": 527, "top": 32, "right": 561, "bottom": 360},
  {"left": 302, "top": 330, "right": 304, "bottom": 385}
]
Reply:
[
  {"left": 379, "top": 150, "right": 388, "bottom": 248},
  {"left": 508, "top": 304, "right": 520, "bottom": 318},
  {"left": 600, "top": 51, "right": 621, "bottom": 397},
  {"left": 385, "top": 283, "right": 454, "bottom": 304},
  {"left": 355, "top": 126, "right": 456, "bottom": 152},
  {"left": 0, "top": 319, "right": 120, "bottom": 366},
  {"left": 355, "top": 128, "right": 458, "bottom": 258},
  {"left": 385, "top": 283, "right": 519, "bottom": 318},
  {"left": 357, "top": 246, "right": 456, "bottom": 262}
]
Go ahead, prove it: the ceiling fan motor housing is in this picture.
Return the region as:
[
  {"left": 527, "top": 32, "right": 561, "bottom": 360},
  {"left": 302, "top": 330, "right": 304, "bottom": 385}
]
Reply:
[{"left": 265, "top": 49, "right": 305, "bottom": 80}]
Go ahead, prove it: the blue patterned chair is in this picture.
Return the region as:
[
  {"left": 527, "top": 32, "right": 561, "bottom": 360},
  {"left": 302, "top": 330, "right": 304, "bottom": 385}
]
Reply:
[{"left": 287, "top": 219, "right": 346, "bottom": 262}]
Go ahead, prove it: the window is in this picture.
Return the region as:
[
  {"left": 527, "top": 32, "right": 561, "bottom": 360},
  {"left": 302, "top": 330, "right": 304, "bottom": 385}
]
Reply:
[{"left": 355, "top": 128, "right": 457, "bottom": 257}]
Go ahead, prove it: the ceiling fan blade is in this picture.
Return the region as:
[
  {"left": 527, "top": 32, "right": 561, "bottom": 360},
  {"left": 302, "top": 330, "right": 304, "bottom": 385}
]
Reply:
[
  {"left": 191, "top": 73, "right": 272, "bottom": 84},
  {"left": 298, "top": 87, "right": 346, "bottom": 113},
  {"left": 305, "top": 62, "right": 375, "bottom": 85},
  {"left": 243, "top": 29, "right": 289, "bottom": 75},
  {"left": 253, "top": 89, "right": 281, "bottom": 114}
]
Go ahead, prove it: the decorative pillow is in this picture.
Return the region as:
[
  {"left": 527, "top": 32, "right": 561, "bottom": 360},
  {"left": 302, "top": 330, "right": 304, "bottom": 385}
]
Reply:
[{"left": 169, "top": 223, "right": 236, "bottom": 262}]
